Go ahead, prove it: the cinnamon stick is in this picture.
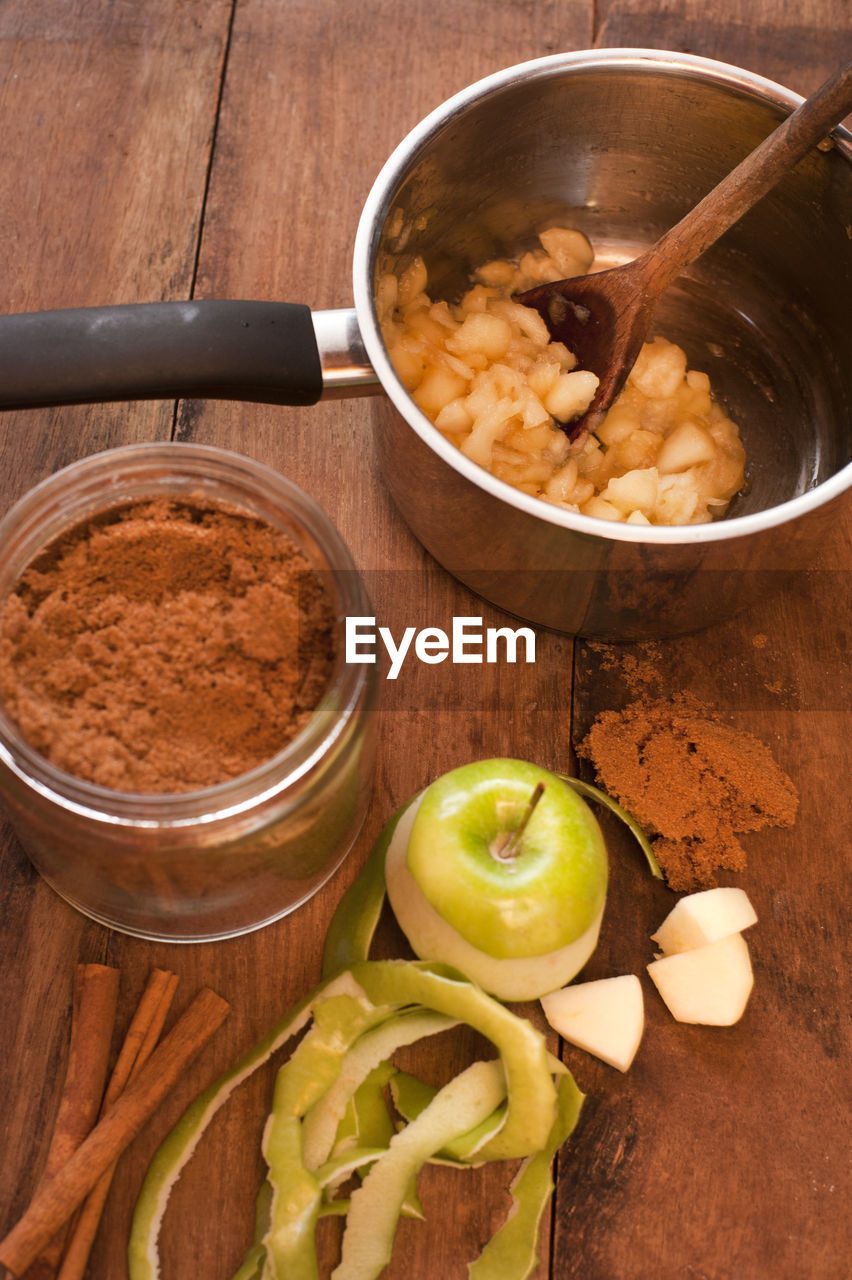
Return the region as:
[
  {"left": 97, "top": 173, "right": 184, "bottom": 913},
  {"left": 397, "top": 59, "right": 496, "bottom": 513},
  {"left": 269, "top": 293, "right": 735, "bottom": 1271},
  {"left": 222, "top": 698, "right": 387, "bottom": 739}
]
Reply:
[
  {"left": 21, "top": 964, "right": 118, "bottom": 1280},
  {"left": 38, "top": 965, "right": 119, "bottom": 1175},
  {"left": 0, "top": 986, "right": 229, "bottom": 1279},
  {"left": 97, "top": 969, "right": 179, "bottom": 1103},
  {"left": 55, "top": 970, "right": 178, "bottom": 1280}
]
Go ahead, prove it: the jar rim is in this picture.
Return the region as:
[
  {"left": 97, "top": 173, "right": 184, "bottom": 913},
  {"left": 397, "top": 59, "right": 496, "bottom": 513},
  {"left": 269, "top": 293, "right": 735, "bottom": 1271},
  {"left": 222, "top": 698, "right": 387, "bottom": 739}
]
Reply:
[{"left": 0, "top": 441, "right": 374, "bottom": 826}]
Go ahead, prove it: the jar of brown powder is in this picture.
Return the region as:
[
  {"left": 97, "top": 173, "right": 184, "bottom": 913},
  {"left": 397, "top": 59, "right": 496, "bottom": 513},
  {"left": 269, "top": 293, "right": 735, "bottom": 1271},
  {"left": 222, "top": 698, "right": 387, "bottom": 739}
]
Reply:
[{"left": 0, "top": 444, "right": 375, "bottom": 941}]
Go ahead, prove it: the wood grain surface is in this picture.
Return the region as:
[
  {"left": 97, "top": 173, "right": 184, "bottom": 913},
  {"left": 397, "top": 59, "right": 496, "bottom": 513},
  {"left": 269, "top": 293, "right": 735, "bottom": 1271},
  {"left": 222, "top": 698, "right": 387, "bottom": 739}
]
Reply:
[{"left": 0, "top": 3, "right": 849, "bottom": 1278}]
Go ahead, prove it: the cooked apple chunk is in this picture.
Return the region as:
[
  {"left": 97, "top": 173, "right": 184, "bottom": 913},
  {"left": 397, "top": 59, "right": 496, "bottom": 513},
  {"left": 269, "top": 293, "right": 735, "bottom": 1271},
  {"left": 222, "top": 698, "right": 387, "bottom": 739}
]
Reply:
[{"left": 378, "top": 230, "right": 746, "bottom": 525}]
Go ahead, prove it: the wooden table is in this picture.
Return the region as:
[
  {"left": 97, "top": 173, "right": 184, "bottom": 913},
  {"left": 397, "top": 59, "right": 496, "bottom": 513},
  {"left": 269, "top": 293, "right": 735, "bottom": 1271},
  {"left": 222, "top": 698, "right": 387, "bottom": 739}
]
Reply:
[{"left": 1, "top": 3, "right": 850, "bottom": 1277}]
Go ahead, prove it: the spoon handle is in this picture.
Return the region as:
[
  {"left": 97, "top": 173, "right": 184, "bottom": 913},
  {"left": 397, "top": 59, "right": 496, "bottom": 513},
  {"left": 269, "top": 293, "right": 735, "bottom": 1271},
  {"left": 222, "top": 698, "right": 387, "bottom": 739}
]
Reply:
[{"left": 642, "top": 60, "right": 852, "bottom": 293}]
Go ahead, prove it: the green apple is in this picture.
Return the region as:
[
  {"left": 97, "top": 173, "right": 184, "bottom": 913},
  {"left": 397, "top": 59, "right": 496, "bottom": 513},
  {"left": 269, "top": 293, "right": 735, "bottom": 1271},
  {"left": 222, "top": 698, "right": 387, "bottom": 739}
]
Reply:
[
  {"left": 385, "top": 795, "right": 605, "bottom": 1000},
  {"left": 405, "top": 759, "right": 607, "bottom": 959},
  {"left": 385, "top": 759, "right": 608, "bottom": 1000}
]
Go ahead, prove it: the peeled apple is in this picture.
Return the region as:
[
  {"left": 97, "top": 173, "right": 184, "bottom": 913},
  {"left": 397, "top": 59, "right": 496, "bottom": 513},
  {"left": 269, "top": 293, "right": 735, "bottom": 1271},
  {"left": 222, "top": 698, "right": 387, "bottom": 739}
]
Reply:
[
  {"left": 385, "top": 792, "right": 604, "bottom": 1000},
  {"left": 382, "top": 759, "right": 612, "bottom": 999}
]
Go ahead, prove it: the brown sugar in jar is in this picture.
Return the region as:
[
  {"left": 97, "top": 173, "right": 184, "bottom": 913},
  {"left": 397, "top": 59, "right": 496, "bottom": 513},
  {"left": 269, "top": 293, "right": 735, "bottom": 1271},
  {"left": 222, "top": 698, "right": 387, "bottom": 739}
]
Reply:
[
  {"left": 0, "top": 495, "right": 338, "bottom": 793},
  {"left": 0, "top": 444, "right": 375, "bottom": 941}
]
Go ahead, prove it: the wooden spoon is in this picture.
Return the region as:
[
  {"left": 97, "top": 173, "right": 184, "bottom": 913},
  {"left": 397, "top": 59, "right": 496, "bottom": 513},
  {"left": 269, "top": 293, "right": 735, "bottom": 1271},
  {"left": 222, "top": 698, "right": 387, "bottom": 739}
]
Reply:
[{"left": 517, "top": 60, "right": 852, "bottom": 445}]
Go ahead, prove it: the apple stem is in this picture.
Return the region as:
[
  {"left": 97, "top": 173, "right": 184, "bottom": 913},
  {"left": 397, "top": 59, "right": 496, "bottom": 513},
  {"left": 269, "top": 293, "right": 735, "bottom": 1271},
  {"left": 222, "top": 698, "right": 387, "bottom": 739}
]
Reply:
[{"left": 492, "top": 782, "right": 545, "bottom": 862}]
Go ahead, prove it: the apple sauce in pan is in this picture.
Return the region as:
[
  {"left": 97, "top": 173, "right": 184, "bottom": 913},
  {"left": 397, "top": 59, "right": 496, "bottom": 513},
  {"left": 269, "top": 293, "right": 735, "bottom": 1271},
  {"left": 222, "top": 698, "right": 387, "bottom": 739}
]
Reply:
[{"left": 378, "top": 227, "right": 746, "bottom": 526}]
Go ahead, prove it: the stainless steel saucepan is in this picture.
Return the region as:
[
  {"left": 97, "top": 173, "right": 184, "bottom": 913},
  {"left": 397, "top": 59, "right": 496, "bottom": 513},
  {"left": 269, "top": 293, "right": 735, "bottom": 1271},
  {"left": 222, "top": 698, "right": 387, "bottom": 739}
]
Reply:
[{"left": 2, "top": 50, "right": 850, "bottom": 637}]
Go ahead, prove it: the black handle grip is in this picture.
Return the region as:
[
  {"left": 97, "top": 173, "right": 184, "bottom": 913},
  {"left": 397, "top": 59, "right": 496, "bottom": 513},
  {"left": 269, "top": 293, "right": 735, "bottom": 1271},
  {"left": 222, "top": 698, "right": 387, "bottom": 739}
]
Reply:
[{"left": 0, "top": 300, "right": 323, "bottom": 409}]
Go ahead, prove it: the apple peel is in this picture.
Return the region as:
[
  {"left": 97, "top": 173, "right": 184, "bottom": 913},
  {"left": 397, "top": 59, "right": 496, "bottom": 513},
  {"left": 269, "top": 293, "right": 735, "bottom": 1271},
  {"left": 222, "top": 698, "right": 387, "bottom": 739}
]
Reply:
[
  {"left": 262, "top": 994, "right": 400, "bottom": 1277},
  {"left": 316, "top": 1154, "right": 426, "bottom": 1220},
  {"left": 127, "top": 968, "right": 367, "bottom": 1280},
  {"left": 315, "top": 1147, "right": 385, "bottom": 1192},
  {"left": 331, "top": 1059, "right": 508, "bottom": 1280},
  {"left": 389, "top": 1069, "right": 509, "bottom": 1166},
  {"left": 329, "top": 1061, "right": 427, "bottom": 1220},
  {"left": 300, "top": 1008, "right": 457, "bottom": 1171},
  {"left": 333, "top": 1060, "right": 396, "bottom": 1158},
  {"left": 351, "top": 961, "right": 559, "bottom": 1163},
  {"left": 322, "top": 803, "right": 413, "bottom": 980},
  {"left": 129, "top": 960, "right": 579, "bottom": 1280},
  {"left": 559, "top": 774, "right": 663, "bottom": 880},
  {"left": 467, "top": 1071, "right": 584, "bottom": 1280}
]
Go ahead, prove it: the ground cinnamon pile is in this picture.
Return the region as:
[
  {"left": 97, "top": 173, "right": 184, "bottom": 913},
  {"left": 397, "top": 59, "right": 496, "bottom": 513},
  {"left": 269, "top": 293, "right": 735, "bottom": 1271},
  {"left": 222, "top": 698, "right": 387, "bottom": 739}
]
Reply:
[
  {"left": 0, "top": 495, "right": 336, "bottom": 792},
  {"left": 578, "top": 695, "right": 798, "bottom": 891}
]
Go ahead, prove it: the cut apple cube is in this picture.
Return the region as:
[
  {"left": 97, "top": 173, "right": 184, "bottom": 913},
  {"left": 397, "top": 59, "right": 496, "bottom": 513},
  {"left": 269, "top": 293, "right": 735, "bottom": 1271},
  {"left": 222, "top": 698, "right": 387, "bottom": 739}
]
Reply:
[
  {"left": 412, "top": 365, "right": 469, "bottom": 417},
  {"left": 538, "top": 226, "right": 594, "bottom": 277},
  {"left": 602, "top": 467, "right": 658, "bottom": 517},
  {"left": 651, "top": 887, "right": 758, "bottom": 955},
  {"left": 540, "top": 974, "right": 644, "bottom": 1072},
  {"left": 647, "top": 932, "right": 753, "bottom": 1025},
  {"left": 544, "top": 369, "right": 600, "bottom": 422},
  {"left": 657, "top": 418, "right": 717, "bottom": 473}
]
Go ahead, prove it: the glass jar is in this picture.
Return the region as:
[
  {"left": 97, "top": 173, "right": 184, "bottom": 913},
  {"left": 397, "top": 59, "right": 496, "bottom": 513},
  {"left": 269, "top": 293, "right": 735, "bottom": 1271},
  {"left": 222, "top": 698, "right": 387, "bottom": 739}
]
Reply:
[{"left": 0, "top": 443, "right": 375, "bottom": 941}]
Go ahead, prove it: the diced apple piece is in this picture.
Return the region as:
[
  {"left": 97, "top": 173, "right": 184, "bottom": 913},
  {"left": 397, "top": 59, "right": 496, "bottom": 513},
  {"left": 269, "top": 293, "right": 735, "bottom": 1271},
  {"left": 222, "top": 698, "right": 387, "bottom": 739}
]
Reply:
[
  {"left": 540, "top": 974, "right": 644, "bottom": 1072},
  {"left": 412, "top": 365, "right": 469, "bottom": 417},
  {"left": 475, "top": 258, "right": 516, "bottom": 288},
  {"left": 647, "top": 932, "right": 753, "bottom": 1025},
  {"left": 387, "top": 342, "right": 424, "bottom": 391},
  {"left": 629, "top": 338, "right": 687, "bottom": 398},
  {"left": 657, "top": 419, "right": 717, "bottom": 473},
  {"left": 654, "top": 473, "right": 701, "bottom": 524},
  {"left": 543, "top": 370, "right": 599, "bottom": 422},
  {"left": 543, "top": 459, "right": 580, "bottom": 504},
  {"left": 538, "top": 226, "right": 594, "bottom": 277},
  {"left": 526, "top": 356, "right": 561, "bottom": 400},
  {"left": 434, "top": 397, "right": 473, "bottom": 434},
  {"left": 602, "top": 467, "right": 658, "bottom": 516},
  {"left": 491, "top": 298, "right": 551, "bottom": 345},
  {"left": 651, "top": 887, "right": 758, "bottom": 955},
  {"left": 580, "top": 495, "right": 624, "bottom": 522},
  {"left": 596, "top": 405, "right": 642, "bottom": 446},
  {"left": 447, "top": 311, "right": 513, "bottom": 359},
  {"left": 609, "top": 428, "right": 662, "bottom": 472}
]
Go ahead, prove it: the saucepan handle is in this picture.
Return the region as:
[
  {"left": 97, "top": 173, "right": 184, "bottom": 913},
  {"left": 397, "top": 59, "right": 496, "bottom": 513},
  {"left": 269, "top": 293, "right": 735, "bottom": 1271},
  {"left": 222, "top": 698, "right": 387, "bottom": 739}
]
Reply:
[{"left": 0, "top": 300, "right": 352, "bottom": 409}]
